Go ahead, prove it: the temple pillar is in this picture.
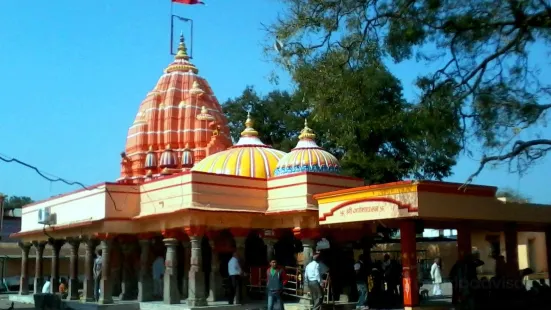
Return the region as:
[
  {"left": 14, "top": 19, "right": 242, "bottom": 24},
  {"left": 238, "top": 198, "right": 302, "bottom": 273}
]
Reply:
[
  {"left": 119, "top": 241, "right": 136, "bottom": 300},
  {"left": 99, "top": 238, "right": 114, "bottom": 304},
  {"left": 138, "top": 238, "right": 154, "bottom": 302},
  {"left": 302, "top": 239, "right": 316, "bottom": 267},
  {"left": 186, "top": 227, "right": 207, "bottom": 307},
  {"left": 32, "top": 241, "right": 46, "bottom": 294},
  {"left": 49, "top": 239, "right": 65, "bottom": 293},
  {"left": 234, "top": 233, "right": 248, "bottom": 304},
  {"left": 163, "top": 237, "right": 180, "bottom": 304},
  {"left": 67, "top": 238, "right": 80, "bottom": 300},
  {"left": 83, "top": 238, "right": 98, "bottom": 302},
  {"left": 504, "top": 222, "right": 519, "bottom": 274},
  {"left": 207, "top": 236, "right": 223, "bottom": 301},
  {"left": 18, "top": 242, "right": 31, "bottom": 295},
  {"left": 265, "top": 238, "right": 276, "bottom": 263},
  {"left": 400, "top": 220, "right": 420, "bottom": 310},
  {"left": 457, "top": 223, "right": 472, "bottom": 260},
  {"left": 181, "top": 240, "right": 191, "bottom": 300}
]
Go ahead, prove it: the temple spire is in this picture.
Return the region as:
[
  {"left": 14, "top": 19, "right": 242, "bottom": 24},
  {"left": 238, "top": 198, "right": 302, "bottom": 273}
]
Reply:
[
  {"left": 299, "top": 118, "right": 316, "bottom": 140},
  {"left": 240, "top": 112, "right": 259, "bottom": 137},
  {"left": 175, "top": 32, "right": 190, "bottom": 60}
]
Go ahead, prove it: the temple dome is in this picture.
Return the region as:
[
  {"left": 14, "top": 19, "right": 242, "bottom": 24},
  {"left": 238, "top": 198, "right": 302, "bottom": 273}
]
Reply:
[
  {"left": 120, "top": 34, "right": 233, "bottom": 182},
  {"left": 192, "top": 114, "right": 286, "bottom": 178},
  {"left": 274, "top": 120, "right": 340, "bottom": 176}
]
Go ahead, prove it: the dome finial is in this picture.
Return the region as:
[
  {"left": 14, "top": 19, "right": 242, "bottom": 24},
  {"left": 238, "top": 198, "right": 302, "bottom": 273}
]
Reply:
[
  {"left": 299, "top": 118, "right": 316, "bottom": 140},
  {"left": 175, "top": 32, "right": 189, "bottom": 60},
  {"left": 241, "top": 111, "right": 258, "bottom": 137}
]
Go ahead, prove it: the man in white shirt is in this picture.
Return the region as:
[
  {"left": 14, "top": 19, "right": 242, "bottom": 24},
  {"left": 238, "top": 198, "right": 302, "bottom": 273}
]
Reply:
[
  {"left": 304, "top": 252, "right": 324, "bottom": 310},
  {"left": 227, "top": 251, "right": 243, "bottom": 305},
  {"left": 41, "top": 276, "right": 51, "bottom": 294},
  {"left": 152, "top": 255, "right": 165, "bottom": 299}
]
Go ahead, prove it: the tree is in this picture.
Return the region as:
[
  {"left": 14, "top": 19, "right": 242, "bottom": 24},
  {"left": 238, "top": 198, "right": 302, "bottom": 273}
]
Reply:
[
  {"left": 0, "top": 195, "right": 33, "bottom": 209},
  {"left": 267, "top": 0, "right": 551, "bottom": 183},
  {"left": 496, "top": 187, "right": 531, "bottom": 203},
  {"left": 222, "top": 86, "right": 309, "bottom": 152}
]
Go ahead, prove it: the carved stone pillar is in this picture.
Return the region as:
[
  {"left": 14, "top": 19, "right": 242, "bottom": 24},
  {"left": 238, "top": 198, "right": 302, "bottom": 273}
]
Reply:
[
  {"left": 181, "top": 241, "right": 191, "bottom": 300},
  {"left": 138, "top": 238, "right": 154, "bottom": 302},
  {"left": 32, "top": 241, "right": 46, "bottom": 294},
  {"left": 83, "top": 238, "right": 98, "bottom": 302},
  {"left": 163, "top": 238, "right": 180, "bottom": 304},
  {"left": 234, "top": 236, "right": 248, "bottom": 304},
  {"left": 186, "top": 227, "right": 207, "bottom": 307},
  {"left": 119, "top": 241, "right": 135, "bottom": 300},
  {"left": 99, "top": 238, "right": 114, "bottom": 304},
  {"left": 207, "top": 238, "right": 223, "bottom": 301},
  {"left": 49, "top": 240, "right": 65, "bottom": 293},
  {"left": 67, "top": 238, "right": 80, "bottom": 300},
  {"left": 18, "top": 242, "right": 31, "bottom": 295},
  {"left": 265, "top": 239, "right": 276, "bottom": 263},
  {"left": 302, "top": 239, "right": 315, "bottom": 267}
]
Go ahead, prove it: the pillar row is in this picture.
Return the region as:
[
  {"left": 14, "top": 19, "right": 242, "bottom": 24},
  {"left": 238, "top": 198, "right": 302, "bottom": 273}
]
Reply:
[
  {"left": 208, "top": 238, "right": 223, "bottom": 301},
  {"left": 83, "top": 238, "right": 98, "bottom": 302},
  {"left": 49, "top": 239, "right": 65, "bottom": 294},
  {"left": 187, "top": 234, "right": 207, "bottom": 307},
  {"left": 67, "top": 238, "right": 80, "bottom": 300},
  {"left": 163, "top": 238, "right": 180, "bottom": 304},
  {"left": 33, "top": 241, "right": 46, "bottom": 294},
  {"left": 119, "top": 242, "right": 136, "bottom": 301},
  {"left": 99, "top": 239, "right": 114, "bottom": 304},
  {"left": 18, "top": 242, "right": 31, "bottom": 295},
  {"left": 138, "top": 239, "right": 154, "bottom": 302}
]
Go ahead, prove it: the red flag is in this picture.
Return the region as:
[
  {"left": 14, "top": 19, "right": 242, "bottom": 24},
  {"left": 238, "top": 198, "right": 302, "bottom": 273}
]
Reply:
[{"left": 172, "top": 0, "right": 205, "bottom": 4}]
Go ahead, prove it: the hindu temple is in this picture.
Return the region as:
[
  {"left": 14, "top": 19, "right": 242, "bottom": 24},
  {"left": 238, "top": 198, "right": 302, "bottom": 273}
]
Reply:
[{"left": 11, "top": 35, "right": 551, "bottom": 310}]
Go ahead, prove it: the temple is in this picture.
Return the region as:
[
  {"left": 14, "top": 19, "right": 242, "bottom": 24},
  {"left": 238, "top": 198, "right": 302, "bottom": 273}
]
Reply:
[{"left": 10, "top": 35, "right": 551, "bottom": 310}]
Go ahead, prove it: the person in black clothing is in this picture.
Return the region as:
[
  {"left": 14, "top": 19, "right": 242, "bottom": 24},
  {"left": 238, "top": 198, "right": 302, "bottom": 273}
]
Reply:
[{"left": 354, "top": 254, "right": 369, "bottom": 309}]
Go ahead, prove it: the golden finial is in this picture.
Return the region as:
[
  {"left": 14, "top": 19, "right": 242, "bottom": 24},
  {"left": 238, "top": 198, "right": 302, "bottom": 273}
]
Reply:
[
  {"left": 148, "top": 145, "right": 154, "bottom": 152},
  {"left": 175, "top": 32, "right": 189, "bottom": 60},
  {"left": 299, "top": 118, "right": 316, "bottom": 140},
  {"left": 166, "top": 144, "right": 172, "bottom": 150},
  {"left": 241, "top": 111, "right": 259, "bottom": 137},
  {"left": 190, "top": 80, "right": 205, "bottom": 96},
  {"left": 183, "top": 143, "right": 191, "bottom": 150},
  {"left": 196, "top": 106, "right": 214, "bottom": 121}
]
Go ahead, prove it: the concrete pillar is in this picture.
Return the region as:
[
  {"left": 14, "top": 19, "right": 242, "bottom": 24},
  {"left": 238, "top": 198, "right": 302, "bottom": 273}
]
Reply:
[
  {"left": 163, "top": 238, "right": 180, "bottom": 304},
  {"left": 187, "top": 234, "right": 207, "bottom": 307},
  {"left": 400, "top": 220, "right": 420, "bottom": 310},
  {"left": 138, "top": 239, "right": 154, "bottom": 302},
  {"left": 302, "top": 239, "right": 315, "bottom": 267},
  {"left": 67, "top": 238, "right": 80, "bottom": 300},
  {"left": 119, "top": 242, "right": 135, "bottom": 300},
  {"left": 181, "top": 241, "right": 191, "bottom": 300},
  {"left": 504, "top": 222, "right": 519, "bottom": 274},
  {"left": 49, "top": 240, "right": 65, "bottom": 293},
  {"left": 265, "top": 239, "right": 276, "bottom": 263},
  {"left": 83, "top": 238, "right": 97, "bottom": 302},
  {"left": 18, "top": 242, "right": 31, "bottom": 295},
  {"left": 457, "top": 223, "right": 472, "bottom": 259},
  {"left": 546, "top": 227, "right": 551, "bottom": 278},
  {"left": 32, "top": 241, "right": 46, "bottom": 294},
  {"left": 99, "top": 239, "right": 114, "bottom": 304},
  {"left": 207, "top": 239, "right": 223, "bottom": 301},
  {"left": 234, "top": 237, "right": 248, "bottom": 304}
]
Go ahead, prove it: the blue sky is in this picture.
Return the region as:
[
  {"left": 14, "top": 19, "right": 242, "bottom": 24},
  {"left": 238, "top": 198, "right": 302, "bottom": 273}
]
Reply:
[{"left": 0, "top": 0, "right": 549, "bottom": 203}]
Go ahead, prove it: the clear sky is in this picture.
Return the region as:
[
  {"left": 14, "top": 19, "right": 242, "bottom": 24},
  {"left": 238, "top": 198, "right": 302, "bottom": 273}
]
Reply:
[{"left": 0, "top": 0, "right": 549, "bottom": 203}]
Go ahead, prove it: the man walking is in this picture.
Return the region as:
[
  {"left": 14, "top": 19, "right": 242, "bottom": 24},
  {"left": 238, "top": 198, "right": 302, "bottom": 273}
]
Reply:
[
  {"left": 266, "top": 259, "right": 288, "bottom": 310},
  {"left": 304, "top": 252, "right": 324, "bottom": 310},
  {"left": 228, "top": 251, "right": 243, "bottom": 305},
  {"left": 354, "top": 254, "right": 369, "bottom": 309},
  {"left": 93, "top": 249, "right": 103, "bottom": 301}
]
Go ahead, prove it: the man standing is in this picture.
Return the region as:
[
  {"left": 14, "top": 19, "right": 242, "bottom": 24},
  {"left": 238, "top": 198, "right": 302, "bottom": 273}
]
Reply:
[
  {"left": 430, "top": 258, "right": 443, "bottom": 296},
  {"left": 228, "top": 251, "right": 243, "bottom": 305},
  {"left": 266, "top": 259, "right": 288, "bottom": 310},
  {"left": 354, "top": 254, "right": 369, "bottom": 310},
  {"left": 152, "top": 255, "right": 165, "bottom": 299},
  {"left": 93, "top": 249, "right": 103, "bottom": 301},
  {"left": 304, "top": 252, "right": 324, "bottom": 310}
]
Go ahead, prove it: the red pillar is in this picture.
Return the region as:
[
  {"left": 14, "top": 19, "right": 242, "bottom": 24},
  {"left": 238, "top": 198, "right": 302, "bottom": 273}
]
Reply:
[
  {"left": 545, "top": 226, "right": 551, "bottom": 275},
  {"left": 457, "top": 223, "right": 472, "bottom": 260},
  {"left": 400, "top": 220, "right": 419, "bottom": 310},
  {"left": 504, "top": 223, "right": 519, "bottom": 275}
]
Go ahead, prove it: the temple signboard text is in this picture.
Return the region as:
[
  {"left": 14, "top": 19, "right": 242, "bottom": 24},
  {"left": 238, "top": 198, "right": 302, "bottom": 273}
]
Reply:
[{"left": 320, "top": 199, "right": 406, "bottom": 225}]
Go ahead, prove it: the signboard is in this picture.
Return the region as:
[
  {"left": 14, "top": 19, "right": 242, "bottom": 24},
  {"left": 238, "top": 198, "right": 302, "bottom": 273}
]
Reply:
[{"left": 319, "top": 198, "right": 412, "bottom": 225}]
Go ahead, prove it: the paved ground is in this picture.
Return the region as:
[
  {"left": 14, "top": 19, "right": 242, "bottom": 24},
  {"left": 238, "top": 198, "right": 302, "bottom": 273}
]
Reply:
[{"left": 0, "top": 295, "right": 33, "bottom": 310}]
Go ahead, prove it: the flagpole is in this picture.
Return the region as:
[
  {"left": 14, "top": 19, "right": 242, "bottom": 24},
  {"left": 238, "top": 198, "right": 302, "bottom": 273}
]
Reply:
[{"left": 170, "top": 0, "right": 175, "bottom": 55}]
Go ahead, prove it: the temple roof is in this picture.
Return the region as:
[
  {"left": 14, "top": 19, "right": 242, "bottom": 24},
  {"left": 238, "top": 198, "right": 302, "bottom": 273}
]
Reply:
[
  {"left": 120, "top": 35, "right": 232, "bottom": 182},
  {"left": 192, "top": 113, "right": 286, "bottom": 178},
  {"left": 274, "top": 120, "right": 340, "bottom": 176}
]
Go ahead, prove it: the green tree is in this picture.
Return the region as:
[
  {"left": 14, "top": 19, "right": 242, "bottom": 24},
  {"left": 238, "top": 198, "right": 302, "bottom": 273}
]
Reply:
[
  {"left": 1, "top": 195, "right": 33, "bottom": 209},
  {"left": 267, "top": 0, "right": 551, "bottom": 183},
  {"left": 496, "top": 187, "right": 531, "bottom": 203},
  {"left": 222, "top": 86, "right": 309, "bottom": 152}
]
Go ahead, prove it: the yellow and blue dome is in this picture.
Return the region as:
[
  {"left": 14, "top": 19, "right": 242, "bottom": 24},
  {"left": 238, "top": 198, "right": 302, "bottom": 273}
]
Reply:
[
  {"left": 274, "top": 120, "right": 340, "bottom": 176},
  {"left": 192, "top": 113, "right": 286, "bottom": 178}
]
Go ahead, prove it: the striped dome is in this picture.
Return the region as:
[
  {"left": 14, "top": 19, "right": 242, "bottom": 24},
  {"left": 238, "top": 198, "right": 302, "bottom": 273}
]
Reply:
[
  {"left": 274, "top": 120, "right": 340, "bottom": 176},
  {"left": 192, "top": 114, "right": 286, "bottom": 178}
]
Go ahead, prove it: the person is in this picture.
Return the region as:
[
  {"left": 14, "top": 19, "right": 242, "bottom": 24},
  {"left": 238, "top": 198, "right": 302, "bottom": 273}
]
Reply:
[
  {"left": 304, "top": 252, "right": 324, "bottom": 310},
  {"left": 430, "top": 258, "right": 443, "bottom": 296},
  {"left": 93, "top": 249, "right": 103, "bottom": 301},
  {"left": 266, "top": 259, "right": 288, "bottom": 310},
  {"left": 354, "top": 254, "right": 369, "bottom": 309},
  {"left": 42, "top": 276, "right": 51, "bottom": 294},
  {"left": 59, "top": 278, "right": 68, "bottom": 299},
  {"left": 152, "top": 255, "right": 165, "bottom": 299},
  {"left": 228, "top": 251, "right": 243, "bottom": 305}
]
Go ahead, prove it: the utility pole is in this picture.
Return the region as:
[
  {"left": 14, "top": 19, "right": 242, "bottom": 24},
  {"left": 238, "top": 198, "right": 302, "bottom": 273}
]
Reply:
[{"left": 0, "top": 195, "right": 4, "bottom": 242}]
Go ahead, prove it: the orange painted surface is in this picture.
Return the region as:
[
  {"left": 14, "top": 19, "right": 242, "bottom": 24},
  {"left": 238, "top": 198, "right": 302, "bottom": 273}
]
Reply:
[{"left": 120, "top": 35, "right": 232, "bottom": 182}]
